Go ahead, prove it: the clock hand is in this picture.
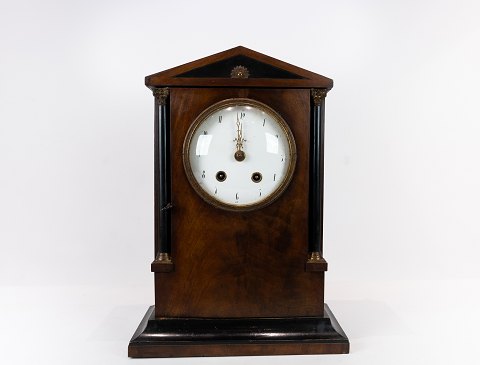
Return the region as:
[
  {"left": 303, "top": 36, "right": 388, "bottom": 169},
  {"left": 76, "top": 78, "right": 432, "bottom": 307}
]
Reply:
[
  {"left": 234, "top": 113, "right": 246, "bottom": 161},
  {"left": 235, "top": 113, "right": 244, "bottom": 149}
]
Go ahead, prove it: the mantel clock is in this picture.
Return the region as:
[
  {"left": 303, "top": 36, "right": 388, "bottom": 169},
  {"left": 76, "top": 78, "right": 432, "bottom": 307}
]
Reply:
[{"left": 128, "top": 46, "right": 349, "bottom": 357}]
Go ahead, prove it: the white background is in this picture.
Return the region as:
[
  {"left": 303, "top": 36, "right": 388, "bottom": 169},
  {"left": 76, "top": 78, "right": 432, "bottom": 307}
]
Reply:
[{"left": 1, "top": 0, "right": 479, "bottom": 364}]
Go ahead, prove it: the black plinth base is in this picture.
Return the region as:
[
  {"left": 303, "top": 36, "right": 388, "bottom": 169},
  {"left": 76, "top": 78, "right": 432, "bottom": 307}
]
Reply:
[{"left": 128, "top": 304, "right": 349, "bottom": 357}]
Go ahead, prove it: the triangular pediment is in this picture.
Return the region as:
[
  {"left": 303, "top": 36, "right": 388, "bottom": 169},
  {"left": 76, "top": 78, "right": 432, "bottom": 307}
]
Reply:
[{"left": 145, "top": 46, "right": 332, "bottom": 89}]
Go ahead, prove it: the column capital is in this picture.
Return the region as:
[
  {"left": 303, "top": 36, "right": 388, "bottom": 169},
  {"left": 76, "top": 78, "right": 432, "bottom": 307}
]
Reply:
[
  {"left": 311, "top": 88, "right": 328, "bottom": 106},
  {"left": 153, "top": 87, "right": 169, "bottom": 106}
]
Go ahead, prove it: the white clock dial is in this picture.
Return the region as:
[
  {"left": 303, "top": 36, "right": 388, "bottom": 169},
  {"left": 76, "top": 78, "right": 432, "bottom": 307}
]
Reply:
[{"left": 183, "top": 98, "right": 296, "bottom": 211}]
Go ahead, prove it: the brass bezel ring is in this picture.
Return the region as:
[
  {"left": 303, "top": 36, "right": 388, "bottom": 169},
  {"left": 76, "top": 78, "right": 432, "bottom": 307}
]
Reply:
[{"left": 182, "top": 98, "right": 297, "bottom": 212}]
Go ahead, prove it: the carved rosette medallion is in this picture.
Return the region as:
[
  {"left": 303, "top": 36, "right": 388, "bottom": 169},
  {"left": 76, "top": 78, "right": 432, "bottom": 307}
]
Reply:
[{"left": 230, "top": 65, "right": 250, "bottom": 79}]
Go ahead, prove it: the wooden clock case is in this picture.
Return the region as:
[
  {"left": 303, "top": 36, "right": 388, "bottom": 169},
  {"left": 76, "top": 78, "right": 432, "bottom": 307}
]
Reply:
[{"left": 128, "top": 46, "right": 349, "bottom": 357}]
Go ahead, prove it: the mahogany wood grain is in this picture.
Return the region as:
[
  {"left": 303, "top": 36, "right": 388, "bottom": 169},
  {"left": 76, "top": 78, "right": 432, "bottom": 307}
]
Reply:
[{"left": 154, "top": 88, "right": 325, "bottom": 318}]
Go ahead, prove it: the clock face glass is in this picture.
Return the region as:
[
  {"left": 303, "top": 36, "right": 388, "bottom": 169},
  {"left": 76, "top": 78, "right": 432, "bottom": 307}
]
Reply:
[{"left": 183, "top": 98, "right": 296, "bottom": 211}]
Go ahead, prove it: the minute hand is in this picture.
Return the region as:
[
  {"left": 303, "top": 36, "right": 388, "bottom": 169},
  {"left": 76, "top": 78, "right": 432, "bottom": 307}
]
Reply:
[{"left": 234, "top": 113, "right": 246, "bottom": 162}]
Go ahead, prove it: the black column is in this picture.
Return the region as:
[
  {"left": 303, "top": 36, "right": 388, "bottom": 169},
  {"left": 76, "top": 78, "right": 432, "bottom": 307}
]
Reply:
[
  {"left": 307, "top": 89, "right": 328, "bottom": 270},
  {"left": 152, "top": 87, "right": 172, "bottom": 266}
]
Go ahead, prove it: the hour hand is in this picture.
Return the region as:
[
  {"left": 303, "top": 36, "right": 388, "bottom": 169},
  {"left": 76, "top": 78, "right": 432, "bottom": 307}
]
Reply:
[{"left": 234, "top": 113, "right": 246, "bottom": 161}]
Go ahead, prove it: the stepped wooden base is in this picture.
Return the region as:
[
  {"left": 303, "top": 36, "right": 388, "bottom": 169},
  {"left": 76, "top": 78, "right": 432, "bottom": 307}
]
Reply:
[{"left": 128, "top": 304, "right": 349, "bottom": 358}]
